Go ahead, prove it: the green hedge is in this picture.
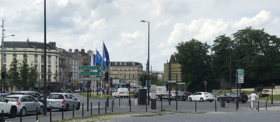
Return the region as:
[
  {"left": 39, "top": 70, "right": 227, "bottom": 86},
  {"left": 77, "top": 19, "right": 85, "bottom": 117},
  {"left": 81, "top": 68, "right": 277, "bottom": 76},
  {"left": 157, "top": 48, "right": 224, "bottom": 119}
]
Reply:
[{"left": 254, "top": 87, "right": 263, "bottom": 92}]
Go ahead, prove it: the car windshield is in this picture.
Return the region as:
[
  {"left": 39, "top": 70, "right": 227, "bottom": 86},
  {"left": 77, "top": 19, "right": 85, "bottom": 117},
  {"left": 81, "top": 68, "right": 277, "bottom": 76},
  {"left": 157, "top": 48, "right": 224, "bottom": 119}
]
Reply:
[
  {"left": 5, "top": 97, "right": 18, "bottom": 102},
  {"left": 204, "top": 93, "right": 212, "bottom": 95},
  {"left": 0, "top": 96, "right": 5, "bottom": 102},
  {"left": 48, "top": 94, "right": 64, "bottom": 99}
]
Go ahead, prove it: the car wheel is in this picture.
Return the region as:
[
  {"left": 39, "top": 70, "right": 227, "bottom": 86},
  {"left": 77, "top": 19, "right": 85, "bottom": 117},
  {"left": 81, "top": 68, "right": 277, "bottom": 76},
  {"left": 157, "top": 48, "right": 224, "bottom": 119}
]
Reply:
[
  {"left": 200, "top": 98, "right": 204, "bottom": 102},
  {"left": 38, "top": 106, "right": 44, "bottom": 115},
  {"left": 21, "top": 108, "right": 27, "bottom": 116},
  {"left": 65, "top": 104, "right": 69, "bottom": 111},
  {"left": 227, "top": 101, "right": 230, "bottom": 103},
  {"left": 209, "top": 100, "right": 213, "bottom": 102},
  {"left": 76, "top": 103, "right": 80, "bottom": 110},
  {"left": 189, "top": 97, "right": 192, "bottom": 102},
  {"left": 9, "top": 106, "right": 17, "bottom": 118},
  {"left": 241, "top": 100, "right": 247, "bottom": 103}
]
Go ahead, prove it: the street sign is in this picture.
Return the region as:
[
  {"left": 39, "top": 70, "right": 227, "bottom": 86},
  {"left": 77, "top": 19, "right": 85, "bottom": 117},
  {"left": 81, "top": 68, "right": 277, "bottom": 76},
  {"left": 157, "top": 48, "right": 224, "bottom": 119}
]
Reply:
[
  {"left": 80, "top": 77, "right": 101, "bottom": 81},
  {"left": 204, "top": 81, "right": 207, "bottom": 85},
  {"left": 80, "top": 72, "right": 103, "bottom": 76},
  {"left": 63, "top": 81, "right": 67, "bottom": 84},
  {"left": 177, "top": 82, "right": 185, "bottom": 85},
  {"left": 168, "top": 81, "right": 176, "bottom": 83},
  {"left": 237, "top": 69, "right": 244, "bottom": 72},
  {"left": 80, "top": 66, "right": 103, "bottom": 70},
  {"left": 105, "top": 83, "right": 110, "bottom": 89},
  {"left": 238, "top": 72, "right": 244, "bottom": 75},
  {"left": 98, "top": 88, "right": 102, "bottom": 92},
  {"left": 238, "top": 76, "right": 244, "bottom": 83}
]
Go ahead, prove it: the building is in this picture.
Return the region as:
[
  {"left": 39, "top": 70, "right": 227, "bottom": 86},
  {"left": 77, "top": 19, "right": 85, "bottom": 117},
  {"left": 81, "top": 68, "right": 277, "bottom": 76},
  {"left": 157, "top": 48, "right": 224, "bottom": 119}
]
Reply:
[
  {"left": 110, "top": 61, "right": 143, "bottom": 87},
  {"left": 0, "top": 40, "right": 59, "bottom": 91},
  {"left": 164, "top": 55, "right": 182, "bottom": 82}
]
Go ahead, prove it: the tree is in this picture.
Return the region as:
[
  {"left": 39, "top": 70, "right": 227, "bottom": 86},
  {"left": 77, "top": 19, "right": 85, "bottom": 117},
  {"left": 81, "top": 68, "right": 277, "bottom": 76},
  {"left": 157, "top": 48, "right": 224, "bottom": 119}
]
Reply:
[
  {"left": 174, "top": 39, "right": 218, "bottom": 92},
  {"left": 19, "top": 59, "right": 29, "bottom": 90},
  {"left": 6, "top": 59, "right": 20, "bottom": 89},
  {"left": 138, "top": 73, "right": 158, "bottom": 87},
  {"left": 27, "top": 63, "right": 38, "bottom": 90}
]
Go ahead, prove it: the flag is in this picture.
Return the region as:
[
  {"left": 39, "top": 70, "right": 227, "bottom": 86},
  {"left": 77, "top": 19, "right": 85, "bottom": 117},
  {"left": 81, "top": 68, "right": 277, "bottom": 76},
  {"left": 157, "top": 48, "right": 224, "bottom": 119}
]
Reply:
[
  {"left": 96, "top": 50, "right": 102, "bottom": 64},
  {"left": 91, "top": 54, "right": 96, "bottom": 66},
  {"left": 102, "top": 60, "right": 106, "bottom": 68},
  {"left": 103, "top": 42, "right": 110, "bottom": 67}
]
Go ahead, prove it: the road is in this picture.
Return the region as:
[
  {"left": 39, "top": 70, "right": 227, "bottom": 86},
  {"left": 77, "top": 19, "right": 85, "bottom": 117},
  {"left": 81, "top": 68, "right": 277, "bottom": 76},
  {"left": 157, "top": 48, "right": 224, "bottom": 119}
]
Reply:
[{"left": 4, "top": 93, "right": 262, "bottom": 122}]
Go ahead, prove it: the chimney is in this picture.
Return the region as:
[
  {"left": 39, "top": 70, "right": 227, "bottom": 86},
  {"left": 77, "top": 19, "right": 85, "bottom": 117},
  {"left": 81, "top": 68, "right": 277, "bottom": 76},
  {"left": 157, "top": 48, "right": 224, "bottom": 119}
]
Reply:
[
  {"left": 69, "top": 48, "right": 72, "bottom": 52},
  {"left": 74, "top": 49, "right": 79, "bottom": 54},
  {"left": 81, "top": 49, "right": 85, "bottom": 55},
  {"left": 49, "top": 42, "right": 56, "bottom": 49}
]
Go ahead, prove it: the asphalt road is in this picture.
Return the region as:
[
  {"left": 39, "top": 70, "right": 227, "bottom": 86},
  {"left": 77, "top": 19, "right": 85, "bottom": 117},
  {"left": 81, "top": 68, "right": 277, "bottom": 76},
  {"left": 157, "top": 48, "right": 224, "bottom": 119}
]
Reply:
[{"left": 3, "top": 93, "right": 269, "bottom": 122}]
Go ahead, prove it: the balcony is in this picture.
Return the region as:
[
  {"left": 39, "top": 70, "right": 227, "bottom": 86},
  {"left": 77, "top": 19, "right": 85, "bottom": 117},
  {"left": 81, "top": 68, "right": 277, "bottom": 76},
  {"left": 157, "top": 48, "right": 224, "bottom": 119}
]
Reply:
[
  {"left": 69, "top": 72, "right": 73, "bottom": 76},
  {"left": 59, "top": 63, "right": 66, "bottom": 67}
]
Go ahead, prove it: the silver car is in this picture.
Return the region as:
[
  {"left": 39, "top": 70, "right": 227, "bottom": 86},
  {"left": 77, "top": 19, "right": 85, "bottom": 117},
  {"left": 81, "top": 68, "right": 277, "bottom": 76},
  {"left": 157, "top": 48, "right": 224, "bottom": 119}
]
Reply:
[
  {"left": 47, "top": 93, "right": 80, "bottom": 111},
  {"left": 6, "top": 95, "right": 44, "bottom": 116}
]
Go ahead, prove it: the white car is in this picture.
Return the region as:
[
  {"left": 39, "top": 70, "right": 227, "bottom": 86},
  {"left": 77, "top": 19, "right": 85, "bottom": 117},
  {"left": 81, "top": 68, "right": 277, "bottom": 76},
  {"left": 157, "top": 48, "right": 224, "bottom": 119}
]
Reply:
[
  {"left": 0, "top": 95, "right": 18, "bottom": 118},
  {"left": 188, "top": 92, "right": 214, "bottom": 102},
  {"left": 114, "top": 88, "right": 129, "bottom": 98}
]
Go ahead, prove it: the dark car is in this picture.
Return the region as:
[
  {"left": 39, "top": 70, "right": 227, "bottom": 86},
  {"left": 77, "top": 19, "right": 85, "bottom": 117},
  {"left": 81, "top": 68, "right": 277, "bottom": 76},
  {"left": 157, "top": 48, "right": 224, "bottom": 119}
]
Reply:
[
  {"left": 217, "top": 92, "right": 248, "bottom": 103},
  {"left": 182, "top": 91, "right": 192, "bottom": 101},
  {"left": 11, "top": 91, "right": 45, "bottom": 104},
  {"left": 134, "top": 91, "right": 138, "bottom": 98}
]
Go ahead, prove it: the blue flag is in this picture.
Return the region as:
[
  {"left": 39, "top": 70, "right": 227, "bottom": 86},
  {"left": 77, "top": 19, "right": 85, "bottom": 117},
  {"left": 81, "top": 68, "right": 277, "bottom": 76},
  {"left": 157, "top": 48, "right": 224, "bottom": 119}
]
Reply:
[
  {"left": 102, "top": 60, "right": 106, "bottom": 68},
  {"left": 91, "top": 54, "right": 96, "bottom": 66},
  {"left": 103, "top": 42, "right": 110, "bottom": 67},
  {"left": 96, "top": 50, "right": 102, "bottom": 64}
]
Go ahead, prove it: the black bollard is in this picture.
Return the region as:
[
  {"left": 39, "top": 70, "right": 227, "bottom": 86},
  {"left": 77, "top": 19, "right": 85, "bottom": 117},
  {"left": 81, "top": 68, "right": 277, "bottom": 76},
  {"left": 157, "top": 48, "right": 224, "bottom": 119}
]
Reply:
[
  {"left": 82, "top": 103, "right": 84, "bottom": 117},
  {"left": 119, "top": 97, "right": 120, "bottom": 106},
  {"left": 91, "top": 102, "right": 93, "bottom": 115},
  {"left": 111, "top": 100, "right": 114, "bottom": 113},
  {"left": 130, "top": 101, "right": 131, "bottom": 112},
  {"left": 105, "top": 101, "right": 107, "bottom": 113},
  {"left": 215, "top": 99, "right": 217, "bottom": 112},
  {"left": 195, "top": 101, "right": 197, "bottom": 112},
  {"left": 258, "top": 100, "right": 259, "bottom": 112},
  {"left": 50, "top": 106, "right": 52, "bottom": 122},
  {"left": 98, "top": 102, "right": 100, "bottom": 114},
  {"left": 266, "top": 96, "right": 268, "bottom": 110},
  {"left": 146, "top": 99, "right": 147, "bottom": 112},
  {"left": 1, "top": 110, "right": 4, "bottom": 122},
  {"left": 113, "top": 98, "right": 115, "bottom": 107},
  {"left": 20, "top": 109, "right": 22, "bottom": 122},
  {"left": 36, "top": 107, "right": 38, "bottom": 121},
  {"left": 161, "top": 95, "right": 162, "bottom": 110},
  {"left": 62, "top": 105, "right": 64, "bottom": 120},
  {"left": 72, "top": 104, "right": 74, "bottom": 117}
]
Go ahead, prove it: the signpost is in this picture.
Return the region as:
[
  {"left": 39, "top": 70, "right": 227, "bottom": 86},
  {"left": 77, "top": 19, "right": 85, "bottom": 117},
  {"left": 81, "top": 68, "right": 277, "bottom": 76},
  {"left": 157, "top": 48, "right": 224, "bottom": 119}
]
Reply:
[
  {"left": 237, "top": 69, "right": 244, "bottom": 84},
  {"left": 80, "top": 66, "right": 103, "bottom": 70},
  {"left": 80, "top": 77, "right": 101, "bottom": 81},
  {"left": 204, "top": 81, "right": 207, "bottom": 92},
  {"left": 81, "top": 72, "right": 103, "bottom": 76}
]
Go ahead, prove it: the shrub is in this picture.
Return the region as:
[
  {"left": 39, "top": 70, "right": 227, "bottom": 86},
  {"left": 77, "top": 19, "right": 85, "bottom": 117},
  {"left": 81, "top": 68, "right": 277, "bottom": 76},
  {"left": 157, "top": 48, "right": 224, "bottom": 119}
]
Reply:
[
  {"left": 261, "top": 94, "right": 269, "bottom": 98},
  {"left": 254, "top": 87, "right": 263, "bottom": 92}
]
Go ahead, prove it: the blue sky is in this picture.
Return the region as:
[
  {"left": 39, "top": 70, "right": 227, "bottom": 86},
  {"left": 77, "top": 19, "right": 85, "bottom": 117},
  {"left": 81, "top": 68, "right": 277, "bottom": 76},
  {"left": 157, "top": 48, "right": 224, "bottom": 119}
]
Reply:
[{"left": 1, "top": 0, "right": 280, "bottom": 71}]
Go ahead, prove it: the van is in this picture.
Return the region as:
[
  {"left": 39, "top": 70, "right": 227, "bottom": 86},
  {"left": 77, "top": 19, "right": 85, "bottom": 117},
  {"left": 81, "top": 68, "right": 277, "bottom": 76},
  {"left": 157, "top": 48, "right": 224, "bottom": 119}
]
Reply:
[{"left": 116, "top": 88, "right": 129, "bottom": 98}]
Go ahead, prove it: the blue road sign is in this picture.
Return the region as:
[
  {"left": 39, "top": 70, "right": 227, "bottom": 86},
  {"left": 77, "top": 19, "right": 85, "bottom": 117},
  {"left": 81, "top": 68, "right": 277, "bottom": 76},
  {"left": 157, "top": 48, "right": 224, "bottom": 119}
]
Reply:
[
  {"left": 98, "top": 88, "right": 102, "bottom": 92},
  {"left": 63, "top": 81, "right": 67, "bottom": 84},
  {"left": 204, "top": 81, "right": 207, "bottom": 85},
  {"left": 36, "top": 81, "right": 39, "bottom": 83}
]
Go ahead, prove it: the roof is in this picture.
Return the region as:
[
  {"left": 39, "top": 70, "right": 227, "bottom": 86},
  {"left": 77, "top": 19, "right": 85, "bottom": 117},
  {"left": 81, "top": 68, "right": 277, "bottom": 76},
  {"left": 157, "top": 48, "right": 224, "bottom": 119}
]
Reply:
[
  {"left": 6, "top": 94, "right": 30, "bottom": 97},
  {"left": 110, "top": 61, "right": 143, "bottom": 67},
  {"left": 11, "top": 91, "right": 39, "bottom": 93},
  {"left": 2, "top": 41, "right": 54, "bottom": 49}
]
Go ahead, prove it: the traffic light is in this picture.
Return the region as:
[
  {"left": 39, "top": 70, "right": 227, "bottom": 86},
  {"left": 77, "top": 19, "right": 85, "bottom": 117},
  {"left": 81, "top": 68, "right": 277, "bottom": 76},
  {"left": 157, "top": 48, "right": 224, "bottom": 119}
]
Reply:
[
  {"left": 126, "top": 83, "right": 130, "bottom": 88},
  {"left": 104, "top": 72, "right": 109, "bottom": 81},
  {"left": 1, "top": 71, "right": 5, "bottom": 79}
]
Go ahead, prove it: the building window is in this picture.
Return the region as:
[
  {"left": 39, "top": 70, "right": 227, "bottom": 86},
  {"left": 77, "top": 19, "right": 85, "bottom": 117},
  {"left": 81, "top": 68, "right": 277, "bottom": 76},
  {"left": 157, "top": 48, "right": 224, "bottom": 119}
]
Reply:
[
  {"left": 41, "top": 55, "right": 44, "bottom": 63},
  {"left": 34, "top": 55, "right": 38, "bottom": 63},
  {"left": 13, "top": 54, "right": 17, "bottom": 59},
  {"left": 48, "top": 74, "right": 51, "bottom": 81},
  {"left": 41, "top": 65, "right": 44, "bottom": 79},
  {"left": 124, "top": 62, "right": 126, "bottom": 65},
  {"left": 48, "top": 65, "right": 51, "bottom": 72},
  {"left": 120, "top": 62, "right": 122, "bottom": 65},
  {"left": 48, "top": 55, "right": 51, "bottom": 64},
  {"left": 35, "top": 65, "right": 38, "bottom": 71},
  {"left": 23, "top": 54, "right": 27, "bottom": 61},
  {"left": 132, "top": 62, "right": 135, "bottom": 65},
  {"left": 115, "top": 62, "right": 117, "bottom": 65}
]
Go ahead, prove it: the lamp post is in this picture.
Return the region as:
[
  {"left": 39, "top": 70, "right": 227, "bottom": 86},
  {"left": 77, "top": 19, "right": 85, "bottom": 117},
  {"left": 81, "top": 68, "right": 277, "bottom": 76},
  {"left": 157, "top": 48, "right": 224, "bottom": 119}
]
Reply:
[
  {"left": 1, "top": 19, "right": 15, "bottom": 93},
  {"left": 140, "top": 20, "right": 150, "bottom": 105},
  {"left": 229, "top": 45, "right": 234, "bottom": 92}
]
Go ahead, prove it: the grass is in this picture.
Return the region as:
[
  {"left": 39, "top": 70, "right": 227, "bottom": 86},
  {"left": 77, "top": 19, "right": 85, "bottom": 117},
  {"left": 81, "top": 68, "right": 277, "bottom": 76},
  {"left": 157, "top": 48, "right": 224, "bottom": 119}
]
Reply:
[
  {"left": 53, "top": 113, "right": 124, "bottom": 122},
  {"left": 193, "top": 112, "right": 207, "bottom": 114},
  {"left": 160, "top": 109, "right": 166, "bottom": 111},
  {"left": 132, "top": 114, "right": 158, "bottom": 117},
  {"left": 79, "top": 92, "right": 113, "bottom": 99},
  {"left": 259, "top": 94, "right": 280, "bottom": 101}
]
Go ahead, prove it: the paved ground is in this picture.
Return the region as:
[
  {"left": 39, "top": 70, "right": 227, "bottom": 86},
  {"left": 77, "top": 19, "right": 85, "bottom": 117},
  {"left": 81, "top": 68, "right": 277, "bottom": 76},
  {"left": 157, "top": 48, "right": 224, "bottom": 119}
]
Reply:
[{"left": 106, "top": 111, "right": 280, "bottom": 122}]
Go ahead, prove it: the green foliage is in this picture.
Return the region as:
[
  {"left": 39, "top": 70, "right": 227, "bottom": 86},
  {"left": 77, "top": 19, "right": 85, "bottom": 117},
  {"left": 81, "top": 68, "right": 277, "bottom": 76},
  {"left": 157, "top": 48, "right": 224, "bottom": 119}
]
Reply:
[
  {"left": 6, "top": 59, "right": 20, "bottom": 87},
  {"left": 254, "top": 87, "right": 263, "bottom": 92},
  {"left": 19, "top": 59, "right": 29, "bottom": 90},
  {"left": 138, "top": 74, "right": 158, "bottom": 86},
  {"left": 27, "top": 63, "right": 38, "bottom": 89}
]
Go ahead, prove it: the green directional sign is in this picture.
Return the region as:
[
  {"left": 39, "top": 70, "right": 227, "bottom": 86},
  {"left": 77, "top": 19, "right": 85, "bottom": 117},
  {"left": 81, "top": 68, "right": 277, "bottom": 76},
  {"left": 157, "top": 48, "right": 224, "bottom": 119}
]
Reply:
[
  {"left": 237, "top": 69, "right": 244, "bottom": 72},
  {"left": 80, "top": 66, "right": 103, "bottom": 70},
  {"left": 238, "top": 72, "right": 244, "bottom": 75},
  {"left": 80, "top": 72, "right": 103, "bottom": 76}
]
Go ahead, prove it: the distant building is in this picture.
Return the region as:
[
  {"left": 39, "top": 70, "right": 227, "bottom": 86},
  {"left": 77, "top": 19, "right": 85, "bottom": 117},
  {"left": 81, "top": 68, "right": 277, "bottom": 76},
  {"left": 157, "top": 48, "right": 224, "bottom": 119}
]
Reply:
[
  {"left": 110, "top": 61, "right": 143, "bottom": 87},
  {"left": 164, "top": 55, "right": 182, "bottom": 82}
]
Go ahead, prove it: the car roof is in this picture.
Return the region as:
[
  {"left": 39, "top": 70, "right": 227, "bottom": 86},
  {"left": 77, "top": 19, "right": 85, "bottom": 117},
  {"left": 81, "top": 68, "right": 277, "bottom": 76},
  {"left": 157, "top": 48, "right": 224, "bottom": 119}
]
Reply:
[
  {"left": 6, "top": 94, "right": 31, "bottom": 97},
  {"left": 12, "top": 91, "right": 39, "bottom": 93},
  {"left": 50, "top": 93, "right": 70, "bottom": 95}
]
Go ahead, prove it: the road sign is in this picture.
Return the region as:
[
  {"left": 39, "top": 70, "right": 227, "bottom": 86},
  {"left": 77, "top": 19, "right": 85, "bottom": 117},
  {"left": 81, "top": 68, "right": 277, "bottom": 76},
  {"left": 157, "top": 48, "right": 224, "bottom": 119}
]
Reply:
[
  {"left": 177, "top": 82, "right": 185, "bottom": 85},
  {"left": 80, "top": 72, "right": 103, "bottom": 76},
  {"left": 98, "top": 88, "right": 102, "bottom": 92},
  {"left": 80, "top": 77, "right": 101, "bottom": 81},
  {"left": 238, "top": 76, "right": 244, "bottom": 83},
  {"left": 105, "top": 83, "right": 110, "bottom": 89},
  {"left": 204, "top": 81, "right": 207, "bottom": 85},
  {"left": 63, "top": 81, "right": 67, "bottom": 84},
  {"left": 237, "top": 69, "right": 244, "bottom": 72},
  {"left": 168, "top": 81, "right": 176, "bottom": 83},
  {"left": 238, "top": 72, "right": 244, "bottom": 75},
  {"left": 80, "top": 66, "right": 103, "bottom": 70}
]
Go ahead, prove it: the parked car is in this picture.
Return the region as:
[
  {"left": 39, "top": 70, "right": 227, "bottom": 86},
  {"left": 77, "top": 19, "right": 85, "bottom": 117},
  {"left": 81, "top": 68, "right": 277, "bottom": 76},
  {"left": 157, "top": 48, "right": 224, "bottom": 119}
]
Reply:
[
  {"left": 83, "top": 88, "right": 92, "bottom": 92},
  {"left": 5, "top": 95, "right": 44, "bottom": 116},
  {"left": 115, "top": 88, "right": 129, "bottom": 98},
  {"left": 188, "top": 92, "right": 214, "bottom": 102},
  {"left": 0, "top": 95, "right": 17, "bottom": 118},
  {"left": 162, "top": 93, "right": 176, "bottom": 101},
  {"left": 10, "top": 91, "right": 44, "bottom": 103},
  {"left": 174, "top": 91, "right": 192, "bottom": 101},
  {"left": 47, "top": 93, "right": 80, "bottom": 111},
  {"left": 63, "top": 89, "right": 72, "bottom": 93},
  {"left": 134, "top": 91, "right": 138, "bottom": 98},
  {"left": 74, "top": 89, "right": 81, "bottom": 93},
  {"left": 217, "top": 92, "right": 248, "bottom": 103}
]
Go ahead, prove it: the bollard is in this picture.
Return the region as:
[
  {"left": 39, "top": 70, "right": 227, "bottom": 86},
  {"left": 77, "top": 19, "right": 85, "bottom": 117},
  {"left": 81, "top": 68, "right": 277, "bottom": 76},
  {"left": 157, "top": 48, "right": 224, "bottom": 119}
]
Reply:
[
  {"left": 98, "top": 102, "right": 100, "bottom": 114},
  {"left": 161, "top": 95, "right": 162, "bottom": 110},
  {"left": 112, "top": 100, "right": 113, "bottom": 112},
  {"left": 62, "top": 105, "right": 64, "bottom": 120},
  {"left": 119, "top": 97, "right": 120, "bottom": 106},
  {"left": 20, "top": 108, "right": 22, "bottom": 122},
  {"left": 176, "top": 96, "right": 178, "bottom": 111},
  {"left": 91, "top": 102, "right": 93, "bottom": 115},
  {"left": 258, "top": 100, "right": 259, "bottom": 112},
  {"left": 113, "top": 98, "right": 115, "bottom": 107},
  {"left": 72, "top": 104, "right": 74, "bottom": 117},
  {"left": 266, "top": 97, "right": 268, "bottom": 110},
  {"left": 215, "top": 99, "right": 217, "bottom": 112},
  {"left": 195, "top": 101, "right": 197, "bottom": 112},
  {"left": 1, "top": 110, "right": 4, "bottom": 122},
  {"left": 105, "top": 101, "right": 107, "bottom": 113},
  {"left": 50, "top": 106, "right": 52, "bottom": 122},
  {"left": 130, "top": 101, "right": 131, "bottom": 112},
  {"left": 82, "top": 103, "right": 84, "bottom": 117},
  {"left": 146, "top": 99, "right": 147, "bottom": 112},
  {"left": 36, "top": 107, "right": 38, "bottom": 121}
]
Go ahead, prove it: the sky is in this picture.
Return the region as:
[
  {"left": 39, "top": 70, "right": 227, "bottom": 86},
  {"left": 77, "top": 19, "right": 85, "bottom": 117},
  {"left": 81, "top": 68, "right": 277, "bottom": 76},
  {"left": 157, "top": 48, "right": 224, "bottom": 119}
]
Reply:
[{"left": 1, "top": 0, "right": 280, "bottom": 71}]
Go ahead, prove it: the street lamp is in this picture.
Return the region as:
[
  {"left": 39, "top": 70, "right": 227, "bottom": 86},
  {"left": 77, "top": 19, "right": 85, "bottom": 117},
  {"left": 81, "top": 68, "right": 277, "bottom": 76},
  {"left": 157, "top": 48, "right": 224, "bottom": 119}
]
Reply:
[
  {"left": 140, "top": 20, "right": 150, "bottom": 105},
  {"left": 1, "top": 19, "right": 15, "bottom": 93},
  {"left": 228, "top": 45, "right": 234, "bottom": 92}
]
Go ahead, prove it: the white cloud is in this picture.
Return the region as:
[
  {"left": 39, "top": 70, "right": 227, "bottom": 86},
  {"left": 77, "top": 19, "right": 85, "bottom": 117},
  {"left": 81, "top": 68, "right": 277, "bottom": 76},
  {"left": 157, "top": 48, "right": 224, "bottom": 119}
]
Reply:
[{"left": 233, "top": 10, "right": 271, "bottom": 28}]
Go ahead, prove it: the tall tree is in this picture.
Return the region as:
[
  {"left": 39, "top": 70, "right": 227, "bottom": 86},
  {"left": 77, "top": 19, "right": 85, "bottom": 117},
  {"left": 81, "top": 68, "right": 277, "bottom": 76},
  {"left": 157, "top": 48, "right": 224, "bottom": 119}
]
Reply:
[
  {"left": 6, "top": 59, "right": 20, "bottom": 89},
  {"left": 138, "top": 74, "right": 158, "bottom": 87},
  {"left": 174, "top": 39, "right": 218, "bottom": 92},
  {"left": 19, "top": 59, "right": 29, "bottom": 90},
  {"left": 27, "top": 63, "right": 38, "bottom": 90}
]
